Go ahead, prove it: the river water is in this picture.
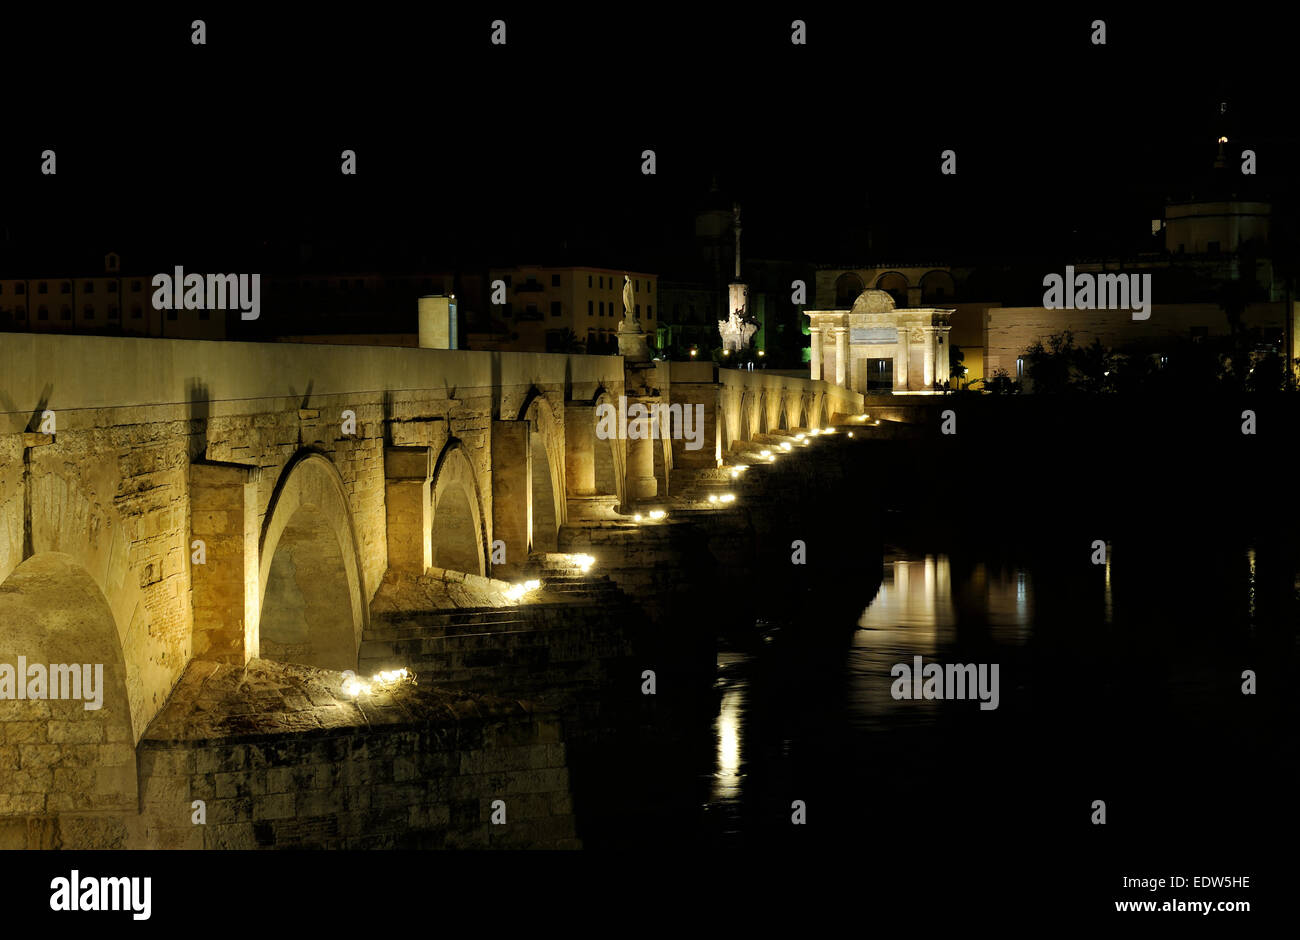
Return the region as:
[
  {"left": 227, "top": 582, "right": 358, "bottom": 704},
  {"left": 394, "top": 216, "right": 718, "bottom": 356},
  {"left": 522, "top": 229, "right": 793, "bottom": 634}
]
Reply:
[{"left": 688, "top": 534, "right": 1298, "bottom": 862}]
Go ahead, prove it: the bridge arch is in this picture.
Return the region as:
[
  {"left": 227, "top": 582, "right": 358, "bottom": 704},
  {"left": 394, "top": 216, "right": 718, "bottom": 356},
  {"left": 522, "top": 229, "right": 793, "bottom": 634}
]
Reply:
[
  {"left": 19, "top": 451, "right": 148, "bottom": 740},
  {"left": 431, "top": 439, "right": 488, "bottom": 577},
  {"left": 591, "top": 388, "right": 626, "bottom": 504},
  {"left": 258, "top": 451, "right": 367, "bottom": 671},
  {"left": 517, "top": 390, "right": 565, "bottom": 552},
  {"left": 0, "top": 553, "right": 137, "bottom": 828},
  {"left": 738, "top": 391, "right": 755, "bottom": 443}
]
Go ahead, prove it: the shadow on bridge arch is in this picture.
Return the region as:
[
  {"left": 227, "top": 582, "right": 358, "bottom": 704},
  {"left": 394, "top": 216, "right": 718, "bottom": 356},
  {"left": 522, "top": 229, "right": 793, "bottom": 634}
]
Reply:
[
  {"left": 258, "top": 451, "right": 367, "bottom": 671},
  {"left": 0, "top": 552, "right": 137, "bottom": 840},
  {"left": 431, "top": 439, "right": 488, "bottom": 576},
  {"left": 592, "top": 388, "right": 626, "bottom": 505},
  {"left": 517, "top": 389, "right": 565, "bottom": 553},
  {"left": 738, "top": 391, "right": 755, "bottom": 443}
]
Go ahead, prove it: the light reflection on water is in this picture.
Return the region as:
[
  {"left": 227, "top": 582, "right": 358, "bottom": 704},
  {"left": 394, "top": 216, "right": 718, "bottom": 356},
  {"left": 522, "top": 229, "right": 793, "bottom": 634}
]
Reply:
[
  {"left": 699, "top": 541, "right": 1275, "bottom": 840},
  {"left": 709, "top": 653, "right": 748, "bottom": 806},
  {"left": 710, "top": 548, "right": 1039, "bottom": 791}
]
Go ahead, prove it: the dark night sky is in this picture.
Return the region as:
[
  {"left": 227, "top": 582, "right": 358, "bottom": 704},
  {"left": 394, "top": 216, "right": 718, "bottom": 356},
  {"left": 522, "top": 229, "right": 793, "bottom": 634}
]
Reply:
[{"left": 3, "top": 7, "right": 1294, "bottom": 275}]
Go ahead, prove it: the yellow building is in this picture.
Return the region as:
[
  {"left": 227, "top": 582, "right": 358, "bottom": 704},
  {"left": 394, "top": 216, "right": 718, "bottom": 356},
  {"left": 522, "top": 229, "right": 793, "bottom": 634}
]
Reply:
[
  {"left": 485, "top": 265, "right": 658, "bottom": 353},
  {"left": 0, "top": 253, "right": 226, "bottom": 339}
]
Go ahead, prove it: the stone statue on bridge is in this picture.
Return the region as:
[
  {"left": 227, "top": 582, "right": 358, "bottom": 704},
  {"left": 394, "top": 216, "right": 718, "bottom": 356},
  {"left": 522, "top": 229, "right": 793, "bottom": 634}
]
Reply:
[{"left": 617, "top": 274, "right": 651, "bottom": 360}]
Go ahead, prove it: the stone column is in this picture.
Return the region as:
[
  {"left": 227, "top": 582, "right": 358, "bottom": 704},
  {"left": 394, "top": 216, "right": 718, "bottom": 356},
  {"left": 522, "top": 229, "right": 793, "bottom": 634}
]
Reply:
[
  {"left": 894, "top": 332, "right": 910, "bottom": 390},
  {"left": 626, "top": 402, "right": 657, "bottom": 500},
  {"left": 491, "top": 420, "right": 531, "bottom": 575},
  {"left": 564, "top": 402, "right": 596, "bottom": 496},
  {"left": 922, "top": 326, "right": 937, "bottom": 388},
  {"left": 809, "top": 327, "right": 824, "bottom": 381},
  {"left": 384, "top": 446, "right": 432, "bottom": 575},
  {"left": 939, "top": 326, "right": 953, "bottom": 386},
  {"left": 834, "top": 328, "right": 848, "bottom": 388},
  {"left": 190, "top": 461, "right": 261, "bottom": 665}
]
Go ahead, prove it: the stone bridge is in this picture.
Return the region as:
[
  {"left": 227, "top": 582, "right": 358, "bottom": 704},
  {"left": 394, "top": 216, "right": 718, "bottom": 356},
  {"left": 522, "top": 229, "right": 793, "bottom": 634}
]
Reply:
[{"left": 0, "top": 334, "right": 860, "bottom": 842}]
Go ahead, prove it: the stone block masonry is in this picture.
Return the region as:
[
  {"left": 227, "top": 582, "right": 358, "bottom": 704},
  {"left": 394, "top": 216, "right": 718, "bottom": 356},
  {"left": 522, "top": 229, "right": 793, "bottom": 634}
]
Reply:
[{"left": 132, "top": 659, "right": 580, "bottom": 849}]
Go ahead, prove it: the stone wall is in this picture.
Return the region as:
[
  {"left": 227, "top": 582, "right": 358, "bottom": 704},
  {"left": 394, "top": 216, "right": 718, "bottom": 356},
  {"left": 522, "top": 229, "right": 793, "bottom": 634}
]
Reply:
[
  {"left": 2, "top": 658, "right": 580, "bottom": 850},
  {"left": 0, "top": 333, "right": 625, "bottom": 743}
]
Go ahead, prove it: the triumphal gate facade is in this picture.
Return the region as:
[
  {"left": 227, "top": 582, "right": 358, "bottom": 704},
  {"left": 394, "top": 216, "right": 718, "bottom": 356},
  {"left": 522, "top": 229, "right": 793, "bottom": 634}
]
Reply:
[{"left": 806, "top": 289, "right": 954, "bottom": 394}]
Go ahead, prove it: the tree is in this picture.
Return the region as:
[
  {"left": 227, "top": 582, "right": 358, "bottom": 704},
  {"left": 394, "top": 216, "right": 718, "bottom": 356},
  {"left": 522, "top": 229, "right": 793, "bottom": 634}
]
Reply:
[
  {"left": 1022, "top": 330, "right": 1078, "bottom": 394},
  {"left": 948, "top": 343, "right": 966, "bottom": 386}
]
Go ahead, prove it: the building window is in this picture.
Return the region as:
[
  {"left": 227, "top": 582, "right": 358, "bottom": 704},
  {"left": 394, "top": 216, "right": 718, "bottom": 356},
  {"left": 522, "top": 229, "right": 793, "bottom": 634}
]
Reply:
[
  {"left": 131, "top": 305, "right": 143, "bottom": 319},
  {"left": 61, "top": 282, "right": 70, "bottom": 294},
  {"left": 108, "top": 281, "right": 118, "bottom": 293},
  {"left": 83, "top": 305, "right": 94, "bottom": 319},
  {"left": 84, "top": 281, "right": 95, "bottom": 293},
  {"left": 1207, "top": 241, "right": 1221, "bottom": 255},
  {"left": 551, "top": 274, "right": 561, "bottom": 287},
  {"left": 588, "top": 300, "right": 594, "bottom": 316},
  {"left": 38, "top": 306, "right": 48, "bottom": 320},
  {"left": 634, "top": 280, "right": 639, "bottom": 292},
  {"left": 38, "top": 282, "right": 47, "bottom": 294},
  {"left": 599, "top": 301, "right": 604, "bottom": 317},
  {"left": 588, "top": 275, "right": 593, "bottom": 287},
  {"left": 599, "top": 276, "right": 604, "bottom": 289},
  {"left": 131, "top": 280, "right": 141, "bottom": 292},
  {"left": 15, "top": 283, "right": 23, "bottom": 294},
  {"left": 61, "top": 306, "right": 72, "bottom": 320},
  {"left": 551, "top": 301, "right": 562, "bottom": 317},
  {"left": 108, "top": 305, "right": 119, "bottom": 319},
  {"left": 354, "top": 279, "right": 364, "bottom": 289},
  {"left": 648, "top": 281, "right": 653, "bottom": 294},
  {"left": 167, "top": 310, "right": 178, "bottom": 320},
  {"left": 647, "top": 305, "right": 653, "bottom": 319}
]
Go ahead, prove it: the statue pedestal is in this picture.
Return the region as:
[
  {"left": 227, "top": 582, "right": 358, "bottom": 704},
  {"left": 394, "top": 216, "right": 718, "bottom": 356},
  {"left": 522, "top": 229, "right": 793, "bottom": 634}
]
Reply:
[{"left": 617, "top": 326, "right": 652, "bottom": 362}]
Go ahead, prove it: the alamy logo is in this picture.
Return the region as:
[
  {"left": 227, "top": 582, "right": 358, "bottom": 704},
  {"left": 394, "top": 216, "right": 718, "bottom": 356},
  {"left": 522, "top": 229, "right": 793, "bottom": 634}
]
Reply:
[
  {"left": 595, "top": 396, "right": 704, "bottom": 451},
  {"left": 890, "top": 655, "right": 999, "bottom": 710},
  {"left": 0, "top": 658, "right": 104, "bottom": 710},
  {"left": 50, "top": 870, "right": 151, "bottom": 920},
  {"left": 152, "top": 267, "right": 260, "bottom": 320},
  {"left": 1042, "top": 265, "right": 1151, "bottom": 320}
]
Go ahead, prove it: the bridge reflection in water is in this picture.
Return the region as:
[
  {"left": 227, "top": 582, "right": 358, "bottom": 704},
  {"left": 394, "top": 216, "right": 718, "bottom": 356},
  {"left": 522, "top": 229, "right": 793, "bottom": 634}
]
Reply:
[
  {"left": 706, "top": 547, "right": 1037, "bottom": 834},
  {"left": 698, "top": 537, "right": 1291, "bottom": 852}
]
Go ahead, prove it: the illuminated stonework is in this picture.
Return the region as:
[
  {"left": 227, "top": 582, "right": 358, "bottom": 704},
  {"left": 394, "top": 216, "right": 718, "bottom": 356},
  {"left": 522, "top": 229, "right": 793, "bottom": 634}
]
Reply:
[{"left": 806, "top": 289, "right": 954, "bottom": 393}]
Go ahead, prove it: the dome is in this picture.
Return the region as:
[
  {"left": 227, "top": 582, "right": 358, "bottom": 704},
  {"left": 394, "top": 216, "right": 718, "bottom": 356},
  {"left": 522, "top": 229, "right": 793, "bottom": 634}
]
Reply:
[{"left": 849, "top": 289, "right": 897, "bottom": 315}]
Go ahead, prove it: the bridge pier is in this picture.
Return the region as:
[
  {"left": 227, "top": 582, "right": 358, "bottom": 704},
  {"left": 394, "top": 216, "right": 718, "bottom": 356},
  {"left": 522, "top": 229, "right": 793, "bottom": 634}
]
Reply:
[
  {"left": 189, "top": 461, "right": 261, "bottom": 665},
  {"left": 564, "top": 401, "right": 597, "bottom": 497},
  {"left": 491, "top": 420, "right": 531, "bottom": 577},
  {"left": 384, "top": 446, "right": 433, "bottom": 575}
]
